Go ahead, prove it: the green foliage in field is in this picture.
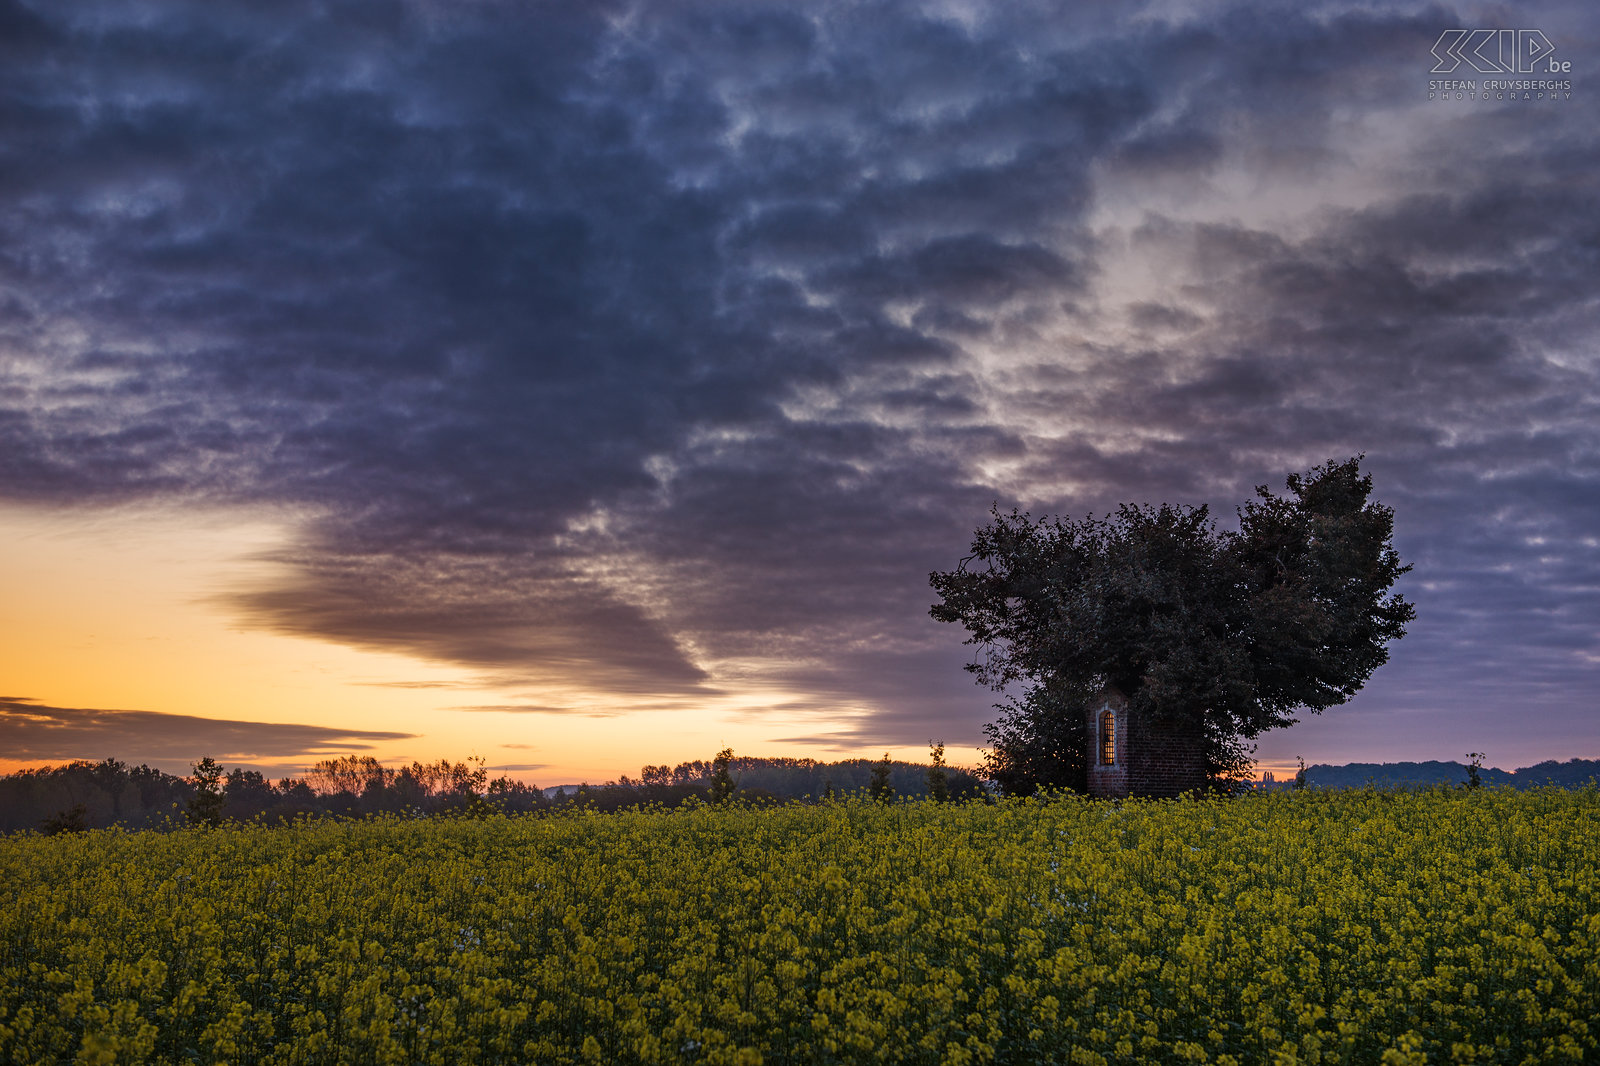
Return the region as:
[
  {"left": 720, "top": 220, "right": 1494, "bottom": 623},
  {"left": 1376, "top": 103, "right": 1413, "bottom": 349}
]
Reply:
[{"left": 2, "top": 789, "right": 1596, "bottom": 1064}]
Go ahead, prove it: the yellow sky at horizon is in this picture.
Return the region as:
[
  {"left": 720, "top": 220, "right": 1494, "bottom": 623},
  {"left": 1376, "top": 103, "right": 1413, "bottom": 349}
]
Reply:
[{"left": 0, "top": 502, "right": 978, "bottom": 784}]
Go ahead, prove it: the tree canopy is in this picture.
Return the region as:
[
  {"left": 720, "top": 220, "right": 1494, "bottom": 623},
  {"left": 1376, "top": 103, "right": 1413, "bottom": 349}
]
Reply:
[{"left": 930, "top": 457, "right": 1414, "bottom": 794}]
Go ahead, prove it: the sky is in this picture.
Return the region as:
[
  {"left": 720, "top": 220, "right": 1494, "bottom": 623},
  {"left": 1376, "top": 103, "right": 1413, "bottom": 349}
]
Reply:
[{"left": 2, "top": 0, "right": 1596, "bottom": 785}]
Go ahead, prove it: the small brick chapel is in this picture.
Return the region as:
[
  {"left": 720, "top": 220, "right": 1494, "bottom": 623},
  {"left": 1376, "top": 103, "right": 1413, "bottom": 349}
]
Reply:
[{"left": 1084, "top": 688, "right": 1207, "bottom": 799}]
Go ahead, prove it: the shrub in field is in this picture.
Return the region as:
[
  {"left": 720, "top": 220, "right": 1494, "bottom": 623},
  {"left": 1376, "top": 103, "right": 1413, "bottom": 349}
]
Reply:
[{"left": 2, "top": 788, "right": 1595, "bottom": 1064}]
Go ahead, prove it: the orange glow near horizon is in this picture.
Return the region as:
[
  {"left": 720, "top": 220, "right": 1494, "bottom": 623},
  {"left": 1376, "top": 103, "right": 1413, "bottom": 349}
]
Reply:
[{"left": 0, "top": 502, "right": 981, "bottom": 785}]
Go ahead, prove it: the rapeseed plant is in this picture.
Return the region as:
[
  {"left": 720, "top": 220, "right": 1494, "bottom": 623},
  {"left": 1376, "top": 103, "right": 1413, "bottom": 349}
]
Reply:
[{"left": 0, "top": 788, "right": 1594, "bottom": 1063}]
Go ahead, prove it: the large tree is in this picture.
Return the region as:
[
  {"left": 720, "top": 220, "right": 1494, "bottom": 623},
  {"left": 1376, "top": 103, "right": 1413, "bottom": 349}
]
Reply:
[{"left": 930, "top": 457, "right": 1414, "bottom": 794}]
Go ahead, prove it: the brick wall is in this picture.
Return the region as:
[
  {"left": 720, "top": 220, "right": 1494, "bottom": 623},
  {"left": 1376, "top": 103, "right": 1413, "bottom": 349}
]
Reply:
[
  {"left": 1086, "top": 691, "right": 1206, "bottom": 799},
  {"left": 1126, "top": 713, "right": 1206, "bottom": 798}
]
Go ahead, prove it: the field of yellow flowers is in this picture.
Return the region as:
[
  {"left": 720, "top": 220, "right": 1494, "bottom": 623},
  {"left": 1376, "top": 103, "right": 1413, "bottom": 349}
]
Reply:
[{"left": 2, "top": 788, "right": 1596, "bottom": 1065}]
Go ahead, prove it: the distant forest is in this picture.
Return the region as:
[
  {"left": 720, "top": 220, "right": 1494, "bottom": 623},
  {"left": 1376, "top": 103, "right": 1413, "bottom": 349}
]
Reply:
[
  {"left": 0, "top": 753, "right": 986, "bottom": 834},
  {"left": 1261, "top": 758, "right": 1600, "bottom": 792},
  {"left": 5, "top": 754, "right": 1596, "bottom": 835}
]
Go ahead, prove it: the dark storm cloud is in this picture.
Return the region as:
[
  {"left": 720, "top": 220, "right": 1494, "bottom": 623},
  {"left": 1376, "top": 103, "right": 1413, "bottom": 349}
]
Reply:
[
  {"left": 3, "top": 0, "right": 1597, "bottom": 759},
  {"left": 224, "top": 549, "right": 714, "bottom": 692},
  {"left": 0, "top": 697, "right": 413, "bottom": 770}
]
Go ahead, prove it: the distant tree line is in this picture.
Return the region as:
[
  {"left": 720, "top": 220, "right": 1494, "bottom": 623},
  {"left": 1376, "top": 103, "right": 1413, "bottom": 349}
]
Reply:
[
  {"left": 18, "top": 750, "right": 1581, "bottom": 833},
  {"left": 1258, "top": 757, "right": 1600, "bottom": 792},
  {"left": 1, "top": 755, "right": 517, "bottom": 834},
  {"left": 3, "top": 748, "right": 986, "bottom": 834},
  {"left": 614, "top": 748, "right": 983, "bottom": 807}
]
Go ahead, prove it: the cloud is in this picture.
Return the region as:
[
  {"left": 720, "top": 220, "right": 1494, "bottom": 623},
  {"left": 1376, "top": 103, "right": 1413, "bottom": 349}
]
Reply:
[
  {"left": 224, "top": 550, "right": 714, "bottom": 694},
  {"left": 0, "top": 697, "right": 414, "bottom": 772},
  {"left": 453, "top": 705, "right": 594, "bottom": 715},
  {"left": 766, "top": 734, "right": 870, "bottom": 753},
  {"left": 1, "top": 0, "right": 1596, "bottom": 760}
]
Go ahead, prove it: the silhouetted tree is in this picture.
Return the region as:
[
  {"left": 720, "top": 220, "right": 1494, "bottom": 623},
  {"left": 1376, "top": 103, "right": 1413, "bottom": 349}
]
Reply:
[
  {"left": 926, "top": 741, "right": 949, "bottom": 802},
  {"left": 304, "top": 755, "right": 393, "bottom": 799},
  {"left": 980, "top": 686, "right": 1088, "bottom": 797},
  {"left": 932, "top": 457, "right": 1413, "bottom": 794},
  {"left": 869, "top": 753, "right": 894, "bottom": 802},
  {"left": 186, "top": 757, "right": 225, "bottom": 827},
  {"left": 710, "top": 748, "right": 736, "bottom": 804}
]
